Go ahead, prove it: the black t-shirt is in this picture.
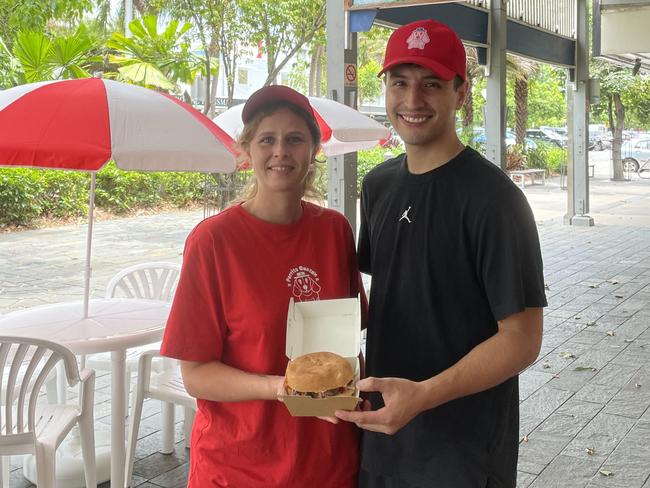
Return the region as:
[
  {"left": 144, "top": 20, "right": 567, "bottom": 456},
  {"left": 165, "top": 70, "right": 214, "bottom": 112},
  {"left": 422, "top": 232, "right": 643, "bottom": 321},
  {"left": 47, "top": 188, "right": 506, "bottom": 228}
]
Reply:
[{"left": 358, "top": 147, "right": 547, "bottom": 487}]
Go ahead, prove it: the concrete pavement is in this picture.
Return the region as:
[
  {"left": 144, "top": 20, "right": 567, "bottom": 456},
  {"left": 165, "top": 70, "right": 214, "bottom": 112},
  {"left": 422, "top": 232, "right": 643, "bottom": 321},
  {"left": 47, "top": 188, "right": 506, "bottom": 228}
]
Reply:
[{"left": 1, "top": 167, "right": 650, "bottom": 487}]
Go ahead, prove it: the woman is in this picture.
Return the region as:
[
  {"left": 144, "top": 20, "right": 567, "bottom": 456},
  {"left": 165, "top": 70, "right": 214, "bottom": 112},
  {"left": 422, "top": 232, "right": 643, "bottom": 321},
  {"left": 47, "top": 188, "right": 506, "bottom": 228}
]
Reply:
[{"left": 160, "top": 85, "right": 363, "bottom": 487}]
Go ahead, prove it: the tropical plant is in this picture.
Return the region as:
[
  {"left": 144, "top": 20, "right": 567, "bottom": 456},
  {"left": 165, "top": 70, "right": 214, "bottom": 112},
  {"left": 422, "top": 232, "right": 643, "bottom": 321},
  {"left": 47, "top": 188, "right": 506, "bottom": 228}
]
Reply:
[
  {"left": 10, "top": 25, "right": 101, "bottom": 84},
  {"left": 107, "top": 14, "right": 203, "bottom": 92}
]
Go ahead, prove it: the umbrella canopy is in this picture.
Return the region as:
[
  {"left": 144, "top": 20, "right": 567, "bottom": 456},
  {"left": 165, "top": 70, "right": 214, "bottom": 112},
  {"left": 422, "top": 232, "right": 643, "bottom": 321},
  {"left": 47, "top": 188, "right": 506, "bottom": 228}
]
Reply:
[
  {"left": 0, "top": 78, "right": 236, "bottom": 316},
  {"left": 213, "top": 96, "right": 391, "bottom": 157},
  {"left": 0, "top": 77, "right": 236, "bottom": 172}
]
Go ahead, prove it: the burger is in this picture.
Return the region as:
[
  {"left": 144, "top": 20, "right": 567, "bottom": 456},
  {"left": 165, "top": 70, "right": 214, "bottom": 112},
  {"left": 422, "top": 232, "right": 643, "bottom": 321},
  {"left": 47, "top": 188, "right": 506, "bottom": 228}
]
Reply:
[{"left": 284, "top": 351, "right": 356, "bottom": 399}]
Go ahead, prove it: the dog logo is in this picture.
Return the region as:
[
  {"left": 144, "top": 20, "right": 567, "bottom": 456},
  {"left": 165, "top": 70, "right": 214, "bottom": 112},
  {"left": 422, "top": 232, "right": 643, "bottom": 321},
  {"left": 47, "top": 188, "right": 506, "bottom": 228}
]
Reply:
[
  {"left": 399, "top": 206, "right": 413, "bottom": 224},
  {"left": 286, "top": 266, "right": 321, "bottom": 301},
  {"left": 406, "top": 27, "right": 430, "bottom": 50}
]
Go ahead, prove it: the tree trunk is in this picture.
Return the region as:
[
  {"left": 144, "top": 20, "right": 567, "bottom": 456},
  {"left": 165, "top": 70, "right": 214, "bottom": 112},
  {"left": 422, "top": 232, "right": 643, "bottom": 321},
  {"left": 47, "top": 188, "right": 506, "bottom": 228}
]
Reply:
[
  {"left": 514, "top": 75, "right": 528, "bottom": 146},
  {"left": 205, "top": 39, "right": 220, "bottom": 117},
  {"left": 308, "top": 48, "right": 318, "bottom": 96},
  {"left": 315, "top": 45, "right": 324, "bottom": 97},
  {"left": 461, "top": 74, "right": 474, "bottom": 128},
  {"left": 610, "top": 92, "right": 626, "bottom": 180}
]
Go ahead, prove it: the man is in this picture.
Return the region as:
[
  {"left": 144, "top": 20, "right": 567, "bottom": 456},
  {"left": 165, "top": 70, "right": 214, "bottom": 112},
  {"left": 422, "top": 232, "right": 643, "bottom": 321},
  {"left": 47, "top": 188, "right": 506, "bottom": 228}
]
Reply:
[{"left": 335, "top": 19, "right": 547, "bottom": 488}]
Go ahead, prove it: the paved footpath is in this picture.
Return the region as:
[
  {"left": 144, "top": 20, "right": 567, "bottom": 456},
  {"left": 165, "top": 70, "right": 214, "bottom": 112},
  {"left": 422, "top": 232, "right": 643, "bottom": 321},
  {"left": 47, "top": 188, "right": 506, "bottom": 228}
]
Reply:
[{"left": 2, "top": 172, "right": 650, "bottom": 487}]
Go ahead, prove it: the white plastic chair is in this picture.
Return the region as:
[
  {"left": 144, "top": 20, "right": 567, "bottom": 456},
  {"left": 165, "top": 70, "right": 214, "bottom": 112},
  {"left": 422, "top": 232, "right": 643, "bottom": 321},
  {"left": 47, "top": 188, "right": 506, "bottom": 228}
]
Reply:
[
  {"left": 125, "top": 350, "right": 196, "bottom": 488},
  {"left": 85, "top": 262, "right": 180, "bottom": 406},
  {"left": 0, "top": 336, "right": 96, "bottom": 488}
]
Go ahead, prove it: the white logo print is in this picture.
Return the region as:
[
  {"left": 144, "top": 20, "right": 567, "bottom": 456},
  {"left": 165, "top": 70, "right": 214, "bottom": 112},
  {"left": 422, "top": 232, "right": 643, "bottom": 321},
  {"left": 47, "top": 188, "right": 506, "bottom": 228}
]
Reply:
[
  {"left": 406, "top": 27, "right": 430, "bottom": 50},
  {"left": 286, "top": 266, "right": 321, "bottom": 301},
  {"left": 399, "top": 206, "right": 413, "bottom": 224}
]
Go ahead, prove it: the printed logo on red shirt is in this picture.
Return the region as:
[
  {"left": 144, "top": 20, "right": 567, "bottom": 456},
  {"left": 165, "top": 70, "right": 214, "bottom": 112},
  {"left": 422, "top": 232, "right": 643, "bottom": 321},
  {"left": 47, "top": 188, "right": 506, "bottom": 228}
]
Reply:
[{"left": 286, "top": 266, "right": 321, "bottom": 301}]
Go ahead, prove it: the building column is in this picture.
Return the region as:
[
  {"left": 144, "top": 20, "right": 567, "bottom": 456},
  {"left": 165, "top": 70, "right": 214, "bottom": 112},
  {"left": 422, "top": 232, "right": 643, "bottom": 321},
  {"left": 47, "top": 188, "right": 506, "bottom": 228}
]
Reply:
[
  {"left": 326, "top": 0, "right": 359, "bottom": 234},
  {"left": 485, "top": 0, "right": 507, "bottom": 169},
  {"left": 565, "top": 0, "right": 594, "bottom": 226}
]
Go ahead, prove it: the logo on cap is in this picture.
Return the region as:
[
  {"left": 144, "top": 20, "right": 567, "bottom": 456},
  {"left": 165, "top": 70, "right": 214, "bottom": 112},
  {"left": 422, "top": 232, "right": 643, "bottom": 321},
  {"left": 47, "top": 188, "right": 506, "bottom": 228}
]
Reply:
[{"left": 406, "top": 27, "right": 430, "bottom": 50}]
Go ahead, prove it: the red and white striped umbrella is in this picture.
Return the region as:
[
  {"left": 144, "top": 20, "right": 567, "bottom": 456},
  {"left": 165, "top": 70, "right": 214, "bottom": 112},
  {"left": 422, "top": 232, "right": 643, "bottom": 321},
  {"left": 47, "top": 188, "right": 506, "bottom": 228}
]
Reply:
[
  {"left": 213, "top": 96, "right": 391, "bottom": 157},
  {"left": 0, "top": 77, "right": 236, "bottom": 172},
  {"left": 0, "top": 78, "right": 236, "bottom": 316}
]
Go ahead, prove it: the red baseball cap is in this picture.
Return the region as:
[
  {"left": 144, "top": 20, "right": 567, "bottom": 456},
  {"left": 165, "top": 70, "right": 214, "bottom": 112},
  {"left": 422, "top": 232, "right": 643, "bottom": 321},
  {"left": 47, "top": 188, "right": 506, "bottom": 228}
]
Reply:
[
  {"left": 378, "top": 19, "right": 466, "bottom": 81},
  {"left": 241, "top": 85, "right": 315, "bottom": 124}
]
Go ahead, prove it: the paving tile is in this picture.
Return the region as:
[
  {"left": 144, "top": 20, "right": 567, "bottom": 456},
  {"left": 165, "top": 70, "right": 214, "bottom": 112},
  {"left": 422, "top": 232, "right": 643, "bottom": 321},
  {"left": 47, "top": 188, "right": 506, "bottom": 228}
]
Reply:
[
  {"left": 517, "top": 470, "right": 537, "bottom": 488},
  {"left": 561, "top": 412, "right": 636, "bottom": 462},
  {"left": 586, "top": 422, "right": 650, "bottom": 487},
  {"left": 528, "top": 454, "right": 602, "bottom": 488},
  {"left": 592, "top": 363, "right": 640, "bottom": 388},
  {"left": 574, "top": 383, "right": 621, "bottom": 404}
]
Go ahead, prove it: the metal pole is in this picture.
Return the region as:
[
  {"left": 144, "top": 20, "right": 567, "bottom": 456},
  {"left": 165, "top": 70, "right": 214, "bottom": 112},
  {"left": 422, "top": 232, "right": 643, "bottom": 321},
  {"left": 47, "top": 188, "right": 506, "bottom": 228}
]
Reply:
[
  {"left": 83, "top": 172, "right": 96, "bottom": 318},
  {"left": 125, "top": 0, "right": 133, "bottom": 37}
]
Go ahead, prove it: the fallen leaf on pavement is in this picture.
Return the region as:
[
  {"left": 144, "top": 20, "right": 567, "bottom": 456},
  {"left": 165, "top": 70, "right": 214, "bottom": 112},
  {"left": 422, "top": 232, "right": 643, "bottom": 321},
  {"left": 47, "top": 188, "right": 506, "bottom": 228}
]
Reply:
[
  {"left": 585, "top": 447, "right": 596, "bottom": 455},
  {"left": 559, "top": 352, "right": 576, "bottom": 359},
  {"left": 599, "top": 469, "right": 613, "bottom": 477},
  {"left": 574, "top": 366, "right": 597, "bottom": 372},
  {"left": 606, "top": 330, "right": 616, "bottom": 337}
]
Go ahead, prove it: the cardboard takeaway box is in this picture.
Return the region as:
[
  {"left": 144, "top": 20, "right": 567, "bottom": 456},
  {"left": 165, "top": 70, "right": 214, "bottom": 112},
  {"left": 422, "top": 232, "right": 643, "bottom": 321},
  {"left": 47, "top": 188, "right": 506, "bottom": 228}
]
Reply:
[{"left": 280, "top": 296, "right": 361, "bottom": 417}]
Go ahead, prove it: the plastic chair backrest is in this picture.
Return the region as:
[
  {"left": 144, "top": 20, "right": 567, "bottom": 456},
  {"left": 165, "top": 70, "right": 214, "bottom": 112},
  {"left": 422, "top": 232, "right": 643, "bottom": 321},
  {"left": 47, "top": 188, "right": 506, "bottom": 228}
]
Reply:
[
  {"left": 105, "top": 262, "right": 181, "bottom": 301},
  {"left": 0, "top": 336, "right": 79, "bottom": 440}
]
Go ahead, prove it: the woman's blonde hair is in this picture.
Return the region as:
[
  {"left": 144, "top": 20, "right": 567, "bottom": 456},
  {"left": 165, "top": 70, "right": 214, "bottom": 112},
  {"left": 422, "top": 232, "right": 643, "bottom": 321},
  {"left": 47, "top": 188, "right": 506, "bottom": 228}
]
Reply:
[{"left": 232, "top": 102, "right": 324, "bottom": 204}]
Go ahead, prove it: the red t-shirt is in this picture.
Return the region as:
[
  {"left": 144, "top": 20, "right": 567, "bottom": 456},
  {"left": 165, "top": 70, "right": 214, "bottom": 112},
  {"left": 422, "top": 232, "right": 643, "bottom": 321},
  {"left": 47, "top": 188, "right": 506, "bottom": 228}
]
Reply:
[{"left": 161, "top": 202, "right": 362, "bottom": 488}]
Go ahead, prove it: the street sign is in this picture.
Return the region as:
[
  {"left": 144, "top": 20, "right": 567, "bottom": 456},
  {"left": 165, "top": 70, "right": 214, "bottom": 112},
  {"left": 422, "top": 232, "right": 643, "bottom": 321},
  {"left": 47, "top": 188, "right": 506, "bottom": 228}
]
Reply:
[{"left": 344, "top": 63, "right": 357, "bottom": 86}]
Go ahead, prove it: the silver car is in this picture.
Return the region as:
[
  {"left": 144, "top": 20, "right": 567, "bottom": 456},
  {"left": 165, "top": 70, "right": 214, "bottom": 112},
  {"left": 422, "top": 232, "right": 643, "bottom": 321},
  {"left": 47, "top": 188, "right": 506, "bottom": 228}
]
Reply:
[{"left": 622, "top": 137, "right": 650, "bottom": 173}]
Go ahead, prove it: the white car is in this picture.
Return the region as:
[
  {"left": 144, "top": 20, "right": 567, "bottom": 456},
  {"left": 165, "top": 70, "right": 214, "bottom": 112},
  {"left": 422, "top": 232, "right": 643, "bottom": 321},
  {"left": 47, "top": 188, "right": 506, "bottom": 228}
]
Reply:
[{"left": 622, "top": 137, "right": 650, "bottom": 173}]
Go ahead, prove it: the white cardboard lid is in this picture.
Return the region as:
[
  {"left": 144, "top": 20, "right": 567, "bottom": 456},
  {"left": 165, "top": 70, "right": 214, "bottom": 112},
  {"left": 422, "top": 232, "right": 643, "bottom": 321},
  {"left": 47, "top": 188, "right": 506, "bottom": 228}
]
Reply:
[{"left": 285, "top": 296, "right": 361, "bottom": 360}]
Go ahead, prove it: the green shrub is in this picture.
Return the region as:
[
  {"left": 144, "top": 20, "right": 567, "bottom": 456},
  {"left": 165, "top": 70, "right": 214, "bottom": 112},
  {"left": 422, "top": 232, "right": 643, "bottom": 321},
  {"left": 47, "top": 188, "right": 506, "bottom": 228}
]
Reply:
[
  {"left": 525, "top": 143, "right": 566, "bottom": 174},
  {"left": 0, "top": 169, "right": 43, "bottom": 226},
  {"left": 0, "top": 162, "right": 215, "bottom": 228},
  {"left": 40, "top": 171, "right": 89, "bottom": 218},
  {"left": 357, "top": 146, "right": 402, "bottom": 194}
]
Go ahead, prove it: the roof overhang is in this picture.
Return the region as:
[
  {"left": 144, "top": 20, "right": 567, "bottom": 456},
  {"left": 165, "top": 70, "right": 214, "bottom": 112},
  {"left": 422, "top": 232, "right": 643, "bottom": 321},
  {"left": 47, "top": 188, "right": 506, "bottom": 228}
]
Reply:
[{"left": 593, "top": 0, "right": 650, "bottom": 74}]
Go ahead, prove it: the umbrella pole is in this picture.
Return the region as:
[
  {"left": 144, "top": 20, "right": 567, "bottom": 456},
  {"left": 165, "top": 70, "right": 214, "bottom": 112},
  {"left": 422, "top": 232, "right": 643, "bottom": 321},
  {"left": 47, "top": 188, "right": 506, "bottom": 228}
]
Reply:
[{"left": 83, "top": 172, "right": 96, "bottom": 318}]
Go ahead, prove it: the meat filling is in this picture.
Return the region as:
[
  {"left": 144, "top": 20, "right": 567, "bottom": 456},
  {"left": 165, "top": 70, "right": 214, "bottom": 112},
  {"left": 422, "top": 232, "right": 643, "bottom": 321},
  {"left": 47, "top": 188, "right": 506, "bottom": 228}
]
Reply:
[{"left": 286, "top": 380, "right": 355, "bottom": 398}]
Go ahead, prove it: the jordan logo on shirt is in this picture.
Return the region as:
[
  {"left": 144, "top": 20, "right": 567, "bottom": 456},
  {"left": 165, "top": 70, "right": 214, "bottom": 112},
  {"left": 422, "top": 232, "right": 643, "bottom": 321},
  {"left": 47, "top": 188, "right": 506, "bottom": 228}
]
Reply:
[{"left": 399, "top": 206, "right": 413, "bottom": 224}]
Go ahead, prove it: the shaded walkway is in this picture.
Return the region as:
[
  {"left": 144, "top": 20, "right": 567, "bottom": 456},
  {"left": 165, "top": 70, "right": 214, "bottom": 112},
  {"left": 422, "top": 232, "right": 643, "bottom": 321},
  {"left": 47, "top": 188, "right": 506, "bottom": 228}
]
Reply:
[{"left": 1, "top": 173, "right": 650, "bottom": 487}]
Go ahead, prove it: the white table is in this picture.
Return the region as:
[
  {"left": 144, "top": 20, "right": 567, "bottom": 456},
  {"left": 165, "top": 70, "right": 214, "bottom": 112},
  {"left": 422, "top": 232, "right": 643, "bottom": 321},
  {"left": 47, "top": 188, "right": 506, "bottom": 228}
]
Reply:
[{"left": 0, "top": 298, "right": 170, "bottom": 488}]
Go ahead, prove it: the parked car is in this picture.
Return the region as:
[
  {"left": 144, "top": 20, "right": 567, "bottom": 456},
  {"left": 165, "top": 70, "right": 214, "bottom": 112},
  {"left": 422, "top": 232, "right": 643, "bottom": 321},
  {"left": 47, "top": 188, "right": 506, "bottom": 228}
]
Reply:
[
  {"left": 588, "top": 130, "right": 612, "bottom": 151},
  {"left": 526, "top": 128, "right": 565, "bottom": 148},
  {"left": 469, "top": 127, "right": 537, "bottom": 150},
  {"left": 622, "top": 137, "right": 650, "bottom": 173}
]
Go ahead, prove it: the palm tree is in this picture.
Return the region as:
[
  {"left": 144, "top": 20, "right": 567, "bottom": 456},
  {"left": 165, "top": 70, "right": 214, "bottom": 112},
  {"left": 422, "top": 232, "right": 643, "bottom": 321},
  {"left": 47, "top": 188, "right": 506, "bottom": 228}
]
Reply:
[
  {"left": 461, "top": 47, "right": 484, "bottom": 129},
  {"left": 507, "top": 54, "right": 537, "bottom": 145}
]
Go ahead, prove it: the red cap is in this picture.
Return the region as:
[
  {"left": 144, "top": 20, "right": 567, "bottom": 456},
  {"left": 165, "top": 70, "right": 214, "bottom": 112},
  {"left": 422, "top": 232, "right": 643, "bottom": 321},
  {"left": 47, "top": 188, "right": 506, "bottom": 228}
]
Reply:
[
  {"left": 379, "top": 19, "right": 466, "bottom": 81},
  {"left": 241, "top": 85, "right": 315, "bottom": 124}
]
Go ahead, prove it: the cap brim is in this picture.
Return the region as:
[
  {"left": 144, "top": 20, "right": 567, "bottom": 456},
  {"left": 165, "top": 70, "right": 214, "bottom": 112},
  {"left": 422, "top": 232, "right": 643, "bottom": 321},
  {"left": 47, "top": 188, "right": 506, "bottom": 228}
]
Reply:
[
  {"left": 241, "top": 86, "right": 314, "bottom": 124},
  {"left": 378, "top": 57, "right": 457, "bottom": 81}
]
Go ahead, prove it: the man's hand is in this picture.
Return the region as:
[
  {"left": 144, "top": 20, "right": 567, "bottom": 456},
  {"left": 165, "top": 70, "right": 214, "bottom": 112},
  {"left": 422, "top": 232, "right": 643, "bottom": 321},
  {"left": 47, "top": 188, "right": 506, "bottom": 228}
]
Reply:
[{"left": 334, "top": 377, "right": 426, "bottom": 435}]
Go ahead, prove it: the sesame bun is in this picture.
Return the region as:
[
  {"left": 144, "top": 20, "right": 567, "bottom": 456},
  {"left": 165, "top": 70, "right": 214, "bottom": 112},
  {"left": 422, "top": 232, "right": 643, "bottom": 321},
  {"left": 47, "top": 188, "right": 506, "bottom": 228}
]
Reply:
[{"left": 285, "top": 351, "right": 354, "bottom": 393}]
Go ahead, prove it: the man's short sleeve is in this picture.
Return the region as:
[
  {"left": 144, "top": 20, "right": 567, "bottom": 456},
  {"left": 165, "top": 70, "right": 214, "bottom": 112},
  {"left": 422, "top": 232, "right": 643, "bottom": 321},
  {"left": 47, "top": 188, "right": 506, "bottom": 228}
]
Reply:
[{"left": 475, "top": 188, "right": 547, "bottom": 322}]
